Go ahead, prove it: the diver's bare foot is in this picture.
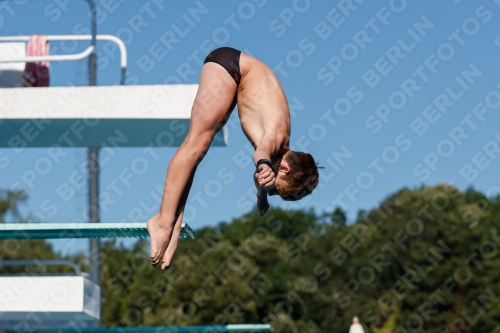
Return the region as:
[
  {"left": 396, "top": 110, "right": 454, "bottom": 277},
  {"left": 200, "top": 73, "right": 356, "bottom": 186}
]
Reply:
[
  {"left": 161, "top": 218, "right": 182, "bottom": 270},
  {"left": 147, "top": 214, "right": 173, "bottom": 267},
  {"left": 257, "top": 194, "right": 270, "bottom": 217}
]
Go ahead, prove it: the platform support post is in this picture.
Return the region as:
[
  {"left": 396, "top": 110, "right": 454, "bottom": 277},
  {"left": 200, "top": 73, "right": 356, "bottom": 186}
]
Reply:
[
  {"left": 87, "top": 10, "right": 101, "bottom": 325},
  {"left": 88, "top": 147, "right": 100, "bottom": 327}
]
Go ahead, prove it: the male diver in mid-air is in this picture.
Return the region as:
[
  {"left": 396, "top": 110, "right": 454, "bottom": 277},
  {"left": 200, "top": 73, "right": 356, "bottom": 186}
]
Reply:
[{"left": 147, "top": 47, "right": 320, "bottom": 269}]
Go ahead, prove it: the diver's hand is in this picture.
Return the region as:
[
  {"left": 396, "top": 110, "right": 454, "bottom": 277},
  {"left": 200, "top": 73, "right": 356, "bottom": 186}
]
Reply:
[{"left": 257, "top": 164, "right": 276, "bottom": 191}]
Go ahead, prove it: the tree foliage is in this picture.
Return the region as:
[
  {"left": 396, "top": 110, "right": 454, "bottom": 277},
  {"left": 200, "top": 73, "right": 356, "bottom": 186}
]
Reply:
[
  {"left": 1, "top": 185, "right": 499, "bottom": 332},
  {"left": 0, "top": 190, "right": 26, "bottom": 223}
]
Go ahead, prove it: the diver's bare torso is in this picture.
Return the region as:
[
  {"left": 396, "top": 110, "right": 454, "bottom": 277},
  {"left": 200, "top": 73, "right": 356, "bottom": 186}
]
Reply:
[{"left": 236, "top": 52, "right": 291, "bottom": 158}]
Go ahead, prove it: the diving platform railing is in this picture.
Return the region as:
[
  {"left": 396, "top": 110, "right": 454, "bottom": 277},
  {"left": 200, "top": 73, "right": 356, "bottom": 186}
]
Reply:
[
  {"left": 0, "top": 259, "right": 83, "bottom": 276},
  {"left": 0, "top": 34, "right": 127, "bottom": 85}
]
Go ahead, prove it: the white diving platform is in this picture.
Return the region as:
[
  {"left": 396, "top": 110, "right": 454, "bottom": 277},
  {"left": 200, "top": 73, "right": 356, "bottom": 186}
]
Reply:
[
  {"left": 0, "top": 223, "right": 195, "bottom": 240},
  {"left": 0, "top": 275, "right": 100, "bottom": 323},
  {"left": 0, "top": 84, "right": 227, "bottom": 148}
]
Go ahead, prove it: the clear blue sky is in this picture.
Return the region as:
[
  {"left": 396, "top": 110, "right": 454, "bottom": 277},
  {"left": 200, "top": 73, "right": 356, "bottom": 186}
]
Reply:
[{"left": 1, "top": 0, "right": 500, "bottom": 255}]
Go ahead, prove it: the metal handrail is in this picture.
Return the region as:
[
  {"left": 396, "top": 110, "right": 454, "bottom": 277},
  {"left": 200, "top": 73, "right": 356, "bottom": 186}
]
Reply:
[
  {"left": 0, "top": 36, "right": 94, "bottom": 63},
  {"left": 0, "top": 259, "right": 82, "bottom": 275},
  {"left": 0, "top": 35, "right": 127, "bottom": 84}
]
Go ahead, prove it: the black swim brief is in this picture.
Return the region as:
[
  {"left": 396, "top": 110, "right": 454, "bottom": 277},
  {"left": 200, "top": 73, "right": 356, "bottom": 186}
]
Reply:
[{"left": 204, "top": 47, "right": 242, "bottom": 85}]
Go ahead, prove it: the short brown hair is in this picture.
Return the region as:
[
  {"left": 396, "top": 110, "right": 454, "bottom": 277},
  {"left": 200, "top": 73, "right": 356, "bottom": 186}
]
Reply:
[{"left": 277, "top": 151, "right": 320, "bottom": 201}]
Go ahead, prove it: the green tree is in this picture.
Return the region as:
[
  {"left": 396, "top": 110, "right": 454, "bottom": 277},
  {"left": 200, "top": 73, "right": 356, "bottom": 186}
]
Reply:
[
  {"left": 3, "top": 186, "right": 500, "bottom": 333},
  {"left": 0, "top": 190, "right": 66, "bottom": 274},
  {"left": 331, "top": 207, "right": 347, "bottom": 229},
  {"left": 0, "top": 189, "right": 26, "bottom": 223}
]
